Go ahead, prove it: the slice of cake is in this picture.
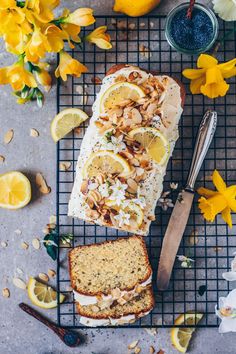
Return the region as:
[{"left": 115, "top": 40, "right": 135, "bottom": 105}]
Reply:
[
  {"left": 78, "top": 287, "right": 155, "bottom": 327},
  {"left": 68, "top": 236, "right": 152, "bottom": 309}
]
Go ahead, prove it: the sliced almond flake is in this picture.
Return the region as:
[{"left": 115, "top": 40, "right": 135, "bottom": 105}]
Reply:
[
  {"left": 75, "top": 85, "right": 83, "bottom": 94},
  {"left": 134, "top": 348, "right": 141, "bottom": 354},
  {"left": 150, "top": 22, "right": 154, "bottom": 28},
  {"left": 1, "top": 241, "right": 8, "bottom": 248},
  {"left": 48, "top": 269, "right": 56, "bottom": 278},
  {"left": 128, "top": 23, "right": 135, "bottom": 30},
  {"left": 67, "top": 285, "right": 73, "bottom": 292},
  {"left": 170, "top": 182, "right": 178, "bottom": 190},
  {"left": 0, "top": 155, "right": 5, "bottom": 163},
  {"left": 214, "top": 246, "right": 223, "bottom": 252},
  {"left": 49, "top": 215, "right": 57, "bottom": 225},
  {"left": 74, "top": 127, "right": 81, "bottom": 135},
  {"left": 4, "top": 129, "right": 14, "bottom": 144},
  {"left": 59, "top": 161, "right": 71, "bottom": 171},
  {"left": 42, "top": 226, "right": 50, "bottom": 234},
  {"left": 128, "top": 340, "right": 139, "bottom": 349},
  {"left": 36, "top": 172, "right": 51, "bottom": 194},
  {"left": 149, "top": 346, "right": 155, "bottom": 354},
  {"left": 2, "top": 288, "right": 10, "bottom": 298},
  {"left": 14, "top": 229, "right": 22, "bottom": 235},
  {"left": 21, "top": 242, "right": 29, "bottom": 250},
  {"left": 13, "top": 277, "right": 26, "bottom": 290},
  {"left": 32, "top": 238, "right": 40, "bottom": 250},
  {"left": 140, "top": 22, "right": 146, "bottom": 27},
  {"left": 16, "top": 267, "right": 23, "bottom": 275},
  {"left": 30, "top": 128, "right": 39, "bottom": 137},
  {"left": 38, "top": 273, "right": 49, "bottom": 282},
  {"left": 145, "top": 328, "right": 158, "bottom": 336}
]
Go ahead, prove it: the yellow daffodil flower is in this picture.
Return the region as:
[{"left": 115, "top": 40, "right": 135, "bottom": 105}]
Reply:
[
  {"left": 198, "top": 170, "right": 236, "bottom": 228},
  {"left": 182, "top": 54, "right": 236, "bottom": 99},
  {"left": 27, "top": 0, "right": 59, "bottom": 23},
  {"left": 64, "top": 8, "right": 95, "bottom": 27},
  {"left": 0, "top": 62, "right": 37, "bottom": 91},
  {"left": 55, "top": 51, "right": 88, "bottom": 81},
  {"left": 85, "top": 26, "right": 112, "bottom": 50},
  {"left": 34, "top": 63, "right": 52, "bottom": 92}
]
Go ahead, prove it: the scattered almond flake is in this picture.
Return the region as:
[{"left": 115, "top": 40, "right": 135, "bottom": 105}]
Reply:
[
  {"left": 4, "top": 129, "right": 14, "bottom": 144},
  {"left": 36, "top": 172, "right": 51, "bottom": 194},
  {"left": 42, "top": 226, "right": 50, "bottom": 234},
  {"left": 16, "top": 267, "right": 23, "bottom": 275},
  {"left": 75, "top": 85, "right": 83, "bottom": 94},
  {"left": 128, "top": 340, "right": 139, "bottom": 349},
  {"left": 13, "top": 277, "right": 26, "bottom": 290},
  {"left": 0, "top": 155, "right": 5, "bottom": 163},
  {"left": 91, "top": 76, "right": 102, "bottom": 84},
  {"left": 30, "top": 128, "right": 39, "bottom": 137},
  {"left": 140, "top": 22, "right": 146, "bottom": 27},
  {"left": 2, "top": 288, "right": 10, "bottom": 298},
  {"left": 59, "top": 161, "right": 71, "bottom": 171},
  {"left": 128, "top": 23, "right": 135, "bottom": 30},
  {"left": 49, "top": 215, "right": 57, "bottom": 224},
  {"left": 149, "top": 346, "right": 155, "bottom": 354},
  {"left": 139, "top": 44, "right": 152, "bottom": 59},
  {"left": 48, "top": 269, "right": 56, "bottom": 278},
  {"left": 38, "top": 273, "right": 49, "bottom": 282},
  {"left": 157, "top": 350, "right": 165, "bottom": 354},
  {"left": 145, "top": 328, "right": 158, "bottom": 336},
  {"left": 21, "top": 242, "right": 29, "bottom": 250},
  {"left": 188, "top": 230, "right": 199, "bottom": 246},
  {"left": 32, "top": 238, "right": 40, "bottom": 250},
  {"left": 67, "top": 285, "right": 73, "bottom": 292},
  {"left": 134, "top": 348, "right": 141, "bottom": 354},
  {"left": 1, "top": 241, "right": 8, "bottom": 248},
  {"left": 150, "top": 22, "right": 154, "bottom": 28},
  {"left": 14, "top": 229, "right": 22, "bottom": 235},
  {"left": 170, "top": 182, "right": 178, "bottom": 190},
  {"left": 74, "top": 127, "right": 81, "bottom": 135},
  {"left": 214, "top": 246, "right": 223, "bottom": 252}
]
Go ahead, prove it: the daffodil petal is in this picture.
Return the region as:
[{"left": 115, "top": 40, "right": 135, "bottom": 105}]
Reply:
[
  {"left": 190, "top": 75, "right": 206, "bottom": 94},
  {"left": 197, "top": 187, "right": 216, "bottom": 197},
  {"left": 223, "top": 185, "right": 236, "bottom": 212},
  {"left": 182, "top": 68, "right": 206, "bottom": 80},
  {"left": 212, "top": 170, "right": 226, "bottom": 192},
  {"left": 201, "top": 79, "right": 229, "bottom": 99},
  {"left": 197, "top": 54, "right": 218, "bottom": 69},
  {"left": 221, "top": 207, "right": 232, "bottom": 228}
]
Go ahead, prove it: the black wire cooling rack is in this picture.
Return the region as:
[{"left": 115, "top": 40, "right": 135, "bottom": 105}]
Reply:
[{"left": 56, "top": 15, "right": 236, "bottom": 328}]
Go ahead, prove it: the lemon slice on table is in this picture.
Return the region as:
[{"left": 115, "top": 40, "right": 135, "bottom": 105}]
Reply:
[
  {"left": 106, "top": 201, "right": 144, "bottom": 227},
  {"left": 0, "top": 171, "right": 31, "bottom": 210},
  {"left": 51, "top": 108, "right": 88, "bottom": 142},
  {"left": 27, "top": 277, "right": 65, "bottom": 309},
  {"left": 82, "top": 150, "right": 131, "bottom": 178},
  {"left": 171, "top": 313, "right": 204, "bottom": 353},
  {"left": 129, "top": 127, "right": 170, "bottom": 165},
  {"left": 100, "top": 82, "right": 145, "bottom": 113}
]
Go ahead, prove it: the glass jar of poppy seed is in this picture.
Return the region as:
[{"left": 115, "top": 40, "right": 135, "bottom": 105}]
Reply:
[{"left": 165, "top": 3, "right": 219, "bottom": 55}]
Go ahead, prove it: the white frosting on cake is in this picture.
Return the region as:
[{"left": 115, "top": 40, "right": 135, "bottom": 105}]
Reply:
[{"left": 68, "top": 66, "right": 183, "bottom": 235}]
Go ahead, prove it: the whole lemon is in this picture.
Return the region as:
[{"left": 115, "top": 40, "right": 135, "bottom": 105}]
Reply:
[{"left": 113, "top": 0, "right": 161, "bottom": 17}]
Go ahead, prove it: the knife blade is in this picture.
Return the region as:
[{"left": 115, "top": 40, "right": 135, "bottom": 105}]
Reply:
[{"left": 157, "top": 110, "right": 218, "bottom": 291}]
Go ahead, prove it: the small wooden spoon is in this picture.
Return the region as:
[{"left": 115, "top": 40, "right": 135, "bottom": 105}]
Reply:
[{"left": 19, "top": 303, "right": 82, "bottom": 347}]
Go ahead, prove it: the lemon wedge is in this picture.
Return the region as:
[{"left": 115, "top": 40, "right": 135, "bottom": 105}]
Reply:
[
  {"left": 0, "top": 171, "right": 31, "bottom": 210},
  {"left": 171, "top": 313, "right": 204, "bottom": 353},
  {"left": 82, "top": 150, "right": 131, "bottom": 178},
  {"left": 51, "top": 108, "right": 88, "bottom": 142},
  {"left": 106, "top": 201, "right": 144, "bottom": 227},
  {"left": 100, "top": 82, "right": 145, "bottom": 113},
  {"left": 27, "top": 277, "right": 65, "bottom": 309},
  {"left": 129, "top": 127, "right": 170, "bottom": 165}
]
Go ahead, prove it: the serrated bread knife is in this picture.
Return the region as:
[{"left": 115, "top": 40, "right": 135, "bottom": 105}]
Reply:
[{"left": 157, "top": 110, "right": 217, "bottom": 291}]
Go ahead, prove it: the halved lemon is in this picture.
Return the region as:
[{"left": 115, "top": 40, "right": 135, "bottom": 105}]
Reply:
[
  {"left": 0, "top": 171, "right": 31, "bottom": 210},
  {"left": 106, "top": 201, "right": 144, "bottom": 227},
  {"left": 100, "top": 82, "right": 145, "bottom": 112},
  {"left": 82, "top": 150, "right": 131, "bottom": 178},
  {"left": 171, "top": 313, "right": 204, "bottom": 353},
  {"left": 129, "top": 127, "right": 170, "bottom": 165},
  {"left": 27, "top": 277, "right": 65, "bottom": 309},
  {"left": 51, "top": 108, "right": 88, "bottom": 142}
]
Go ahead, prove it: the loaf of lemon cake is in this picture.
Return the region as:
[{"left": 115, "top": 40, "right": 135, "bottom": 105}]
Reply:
[
  {"left": 68, "top": 64, "right": 185, "bottom": 235},
  {"left": 69, "top": 236, "right": 152, "bottom": 309},
  {"left": 77, "top": 287, "right": 155, "bottom": 327}
]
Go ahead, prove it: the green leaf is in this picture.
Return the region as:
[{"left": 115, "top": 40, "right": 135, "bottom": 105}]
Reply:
[{"left": 43, "top": 230, "right": 58, "bottom": 261}]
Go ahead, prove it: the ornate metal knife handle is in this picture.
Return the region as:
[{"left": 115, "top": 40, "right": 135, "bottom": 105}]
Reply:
[{"left": 186, "top": 110, "right": 217, "bottom": 191}]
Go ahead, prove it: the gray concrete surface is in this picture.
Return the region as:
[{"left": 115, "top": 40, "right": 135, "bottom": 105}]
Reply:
[{"left": 0, "top": 0, "right": 236, "bottom": 353}]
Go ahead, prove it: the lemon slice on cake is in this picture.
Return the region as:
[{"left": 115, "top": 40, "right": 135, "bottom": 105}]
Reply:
[
  {"left": 0, "top": 171, "right": 31, "bottom": 210},
  {"left": 106, "top": 201, "right": 144, "bottom": 227},
  {"left": 82, "top": 150, "right": 131, "bottom": 178},
  {"left": 129, "top": 127, "right": 170, "bottom": 165},
  {"left": 171, "top": 313, "right": 204, "bottom": 353},
  {"left": 100, "top": 82, "right": 145, "bottom": 113},
  {"left": 51, "top": 108, "right": 88, "bottom": 142},
  {"left": 27, "top": 277, "right": 65, "bottom": 309}
]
